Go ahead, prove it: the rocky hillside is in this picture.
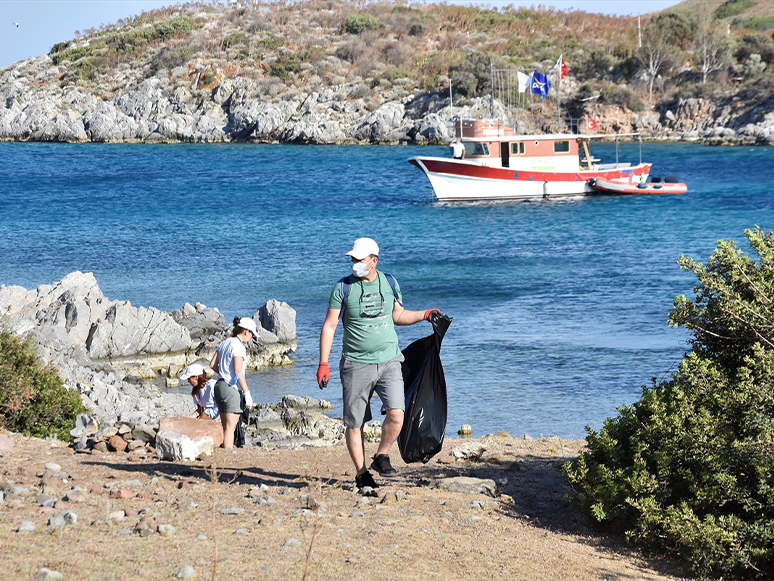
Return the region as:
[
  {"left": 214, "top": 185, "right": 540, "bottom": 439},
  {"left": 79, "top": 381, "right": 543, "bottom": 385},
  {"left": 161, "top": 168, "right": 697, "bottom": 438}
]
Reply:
[{"left": 0, "top": 0, "right": 773, "bottom": 145}]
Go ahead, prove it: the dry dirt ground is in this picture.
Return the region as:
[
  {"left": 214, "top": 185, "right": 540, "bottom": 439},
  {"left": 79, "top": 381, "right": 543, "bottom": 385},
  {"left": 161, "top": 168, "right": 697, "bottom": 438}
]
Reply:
[{"left": 0, "top": 431, "right": 690, "bottom": 581}]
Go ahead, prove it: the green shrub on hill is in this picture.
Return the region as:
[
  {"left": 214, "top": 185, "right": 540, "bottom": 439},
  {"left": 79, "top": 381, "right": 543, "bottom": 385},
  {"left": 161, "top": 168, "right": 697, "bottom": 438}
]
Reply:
[
  {"left": 343, "top": 13, "right": 381, "bottom": 34},
  {"left": 0, "top": 327, "right": 86, "bottom": 441},
  {"left": 563, "top": 227, "right": 774, "bottom": 579},
  {"left": 715, "top": 0, "right": 758, "bottom": 20}
]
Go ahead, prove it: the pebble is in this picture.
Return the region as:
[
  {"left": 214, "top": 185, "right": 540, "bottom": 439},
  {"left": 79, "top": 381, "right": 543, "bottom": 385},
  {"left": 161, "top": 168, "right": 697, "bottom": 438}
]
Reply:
[
  {"left": 284, "top": 538, "right": 302, "bottom": 547},
  {"left": 121, "top": 479, "right": 143, "bottom": 487},
  {"left": 234, "top": 528, "right": 249, "bottom": 535},
  {"left": 61, "top": 510, "right": 78, "bottom": 525},
  {"left": 355, "top": 497, "right": 371, "bottom": 506},
  {"left": 256, "top": 496, "right": 276, "bottom": 505},
  {"left": 44, "top": 462, "right": 62, "bottom": 473},
  {"left": 37, "top": 494, "right": 57, "bottom": 507},
  {"left": 48, "top": 516, "right": 65, "bottom": 528},
  {"left": 90, "top": 485, "right": 104, "bottom": 495},
  {"left": 158, "top": 524, "right": 176, "bottom": 535},
  {"left": 108, "top": 510, "right": 125, "bottom": 521},
  {"left": 468, "top": 515, "right": 482, "bottom": 522},
  {"left": 176, "top": 565, "right": 197, "bottom": 578},
  {"left": 10, "top": 486, "right": 30, "bottom": 496},
  {"left": 350, "top": 511, "right": 365, "bottom": 518},
  {"left": 118, "top": 528, "right": 134, "bottom": 535},
  {"left": 196, "top": 534, "right": 207, "bottom": 541},
  {"left": 64, "top": 490, "right": 87, "bottom": 503},
  {"left": 410, "top": 515, "right": 422, "bottom": 522},
  {"left": 35, "top": 568, "right": 63, "bottom": 580},
  {"left": 17, "top": 520, "right": 36, "bottom": 532},
  {"left": 219, "top": 507, "right": 244, "bottom": 515}
]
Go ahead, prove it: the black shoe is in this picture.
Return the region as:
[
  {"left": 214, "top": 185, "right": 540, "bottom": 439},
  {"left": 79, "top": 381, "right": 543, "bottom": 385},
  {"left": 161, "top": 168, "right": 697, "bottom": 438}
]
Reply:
[
  {"left": 370, "top": 454, "right": 397, "bottom": 476},
  {"left": 355, "top": 470, "right": 379, "bottom": 490}
]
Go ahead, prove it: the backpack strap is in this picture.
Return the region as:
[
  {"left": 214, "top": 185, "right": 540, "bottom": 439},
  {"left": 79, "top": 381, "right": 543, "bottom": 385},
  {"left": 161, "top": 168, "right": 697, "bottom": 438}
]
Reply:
[
  {"left": 338, "top": 275, "right": 352, "bottom": 322},
  {"left": 383, "top": 272, "right": 402, "bottom": 307}
]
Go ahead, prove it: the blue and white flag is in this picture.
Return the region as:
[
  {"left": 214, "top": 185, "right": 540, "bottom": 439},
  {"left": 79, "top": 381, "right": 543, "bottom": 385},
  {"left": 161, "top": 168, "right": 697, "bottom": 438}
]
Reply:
[{"left": 531, "top": 72, "right": 550, "bottom": 99}]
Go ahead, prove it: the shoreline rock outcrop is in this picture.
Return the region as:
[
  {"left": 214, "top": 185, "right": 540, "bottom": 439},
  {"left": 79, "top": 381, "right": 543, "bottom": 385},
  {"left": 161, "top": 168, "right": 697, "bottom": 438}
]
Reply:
[{"left": 0, "top": 271, "right": 296, "bottom": 380}]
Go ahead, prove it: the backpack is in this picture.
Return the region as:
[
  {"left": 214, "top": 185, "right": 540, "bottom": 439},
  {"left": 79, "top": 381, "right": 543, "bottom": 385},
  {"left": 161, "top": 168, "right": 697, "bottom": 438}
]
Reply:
[{"left": 338, "top": 272, "right": 402, "bottom": 322}]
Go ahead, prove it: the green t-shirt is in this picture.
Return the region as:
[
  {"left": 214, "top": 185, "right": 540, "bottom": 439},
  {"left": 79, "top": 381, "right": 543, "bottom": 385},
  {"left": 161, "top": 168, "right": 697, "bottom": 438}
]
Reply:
[{"left": 328, "top": 271, "right": 403, "bottom": 364}]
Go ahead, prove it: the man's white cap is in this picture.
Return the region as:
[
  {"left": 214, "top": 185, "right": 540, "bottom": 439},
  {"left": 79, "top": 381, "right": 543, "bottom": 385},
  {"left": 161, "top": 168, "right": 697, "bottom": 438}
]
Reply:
[
  {"left": 345, "top": 237, "right": 379, "bottom": 260},
  {"left": 180, "top": 362, "right": 214, "bottom": 380},
  {"left": 237, "top": 317, "right": 258, "bottom": 336}
]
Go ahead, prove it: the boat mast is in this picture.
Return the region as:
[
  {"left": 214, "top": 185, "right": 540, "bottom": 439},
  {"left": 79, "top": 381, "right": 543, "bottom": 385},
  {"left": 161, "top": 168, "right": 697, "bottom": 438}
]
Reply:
[{"left": 490, "top": 62, "right": 494, "bottom": 119}]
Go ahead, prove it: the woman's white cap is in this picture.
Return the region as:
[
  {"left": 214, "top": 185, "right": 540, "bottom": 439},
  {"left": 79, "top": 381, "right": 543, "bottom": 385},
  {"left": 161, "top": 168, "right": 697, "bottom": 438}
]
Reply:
[
  {"left": 237, "top": 317, "right": 258, "bottom": 336},
  {"left": 180, "top": 363, "right": 214, "bottom": 380},
  {"left": 345, "top": 237, "right": 379, "bottom": 260}
]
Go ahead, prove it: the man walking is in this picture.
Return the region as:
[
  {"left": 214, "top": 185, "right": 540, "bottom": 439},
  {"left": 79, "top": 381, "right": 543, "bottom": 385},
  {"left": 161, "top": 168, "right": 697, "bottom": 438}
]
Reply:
[{"left": 317, "top": 238, "right": 441, "bottom": 490}]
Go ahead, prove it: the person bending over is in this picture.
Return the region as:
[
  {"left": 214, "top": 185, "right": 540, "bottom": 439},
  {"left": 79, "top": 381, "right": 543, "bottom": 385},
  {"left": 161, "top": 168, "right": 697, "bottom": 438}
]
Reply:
[
  {"left": 211, "top": 317, "right": 256, "bottom": 448},
  {"left": 180, "top": 363, "right": 219, "bottom": 420}
]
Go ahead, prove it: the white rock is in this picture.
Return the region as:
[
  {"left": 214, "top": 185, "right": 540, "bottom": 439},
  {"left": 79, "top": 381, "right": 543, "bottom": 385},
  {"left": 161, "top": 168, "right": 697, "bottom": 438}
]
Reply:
[{"left": 155, "top": 431, "right": 200, "bottom": 461}]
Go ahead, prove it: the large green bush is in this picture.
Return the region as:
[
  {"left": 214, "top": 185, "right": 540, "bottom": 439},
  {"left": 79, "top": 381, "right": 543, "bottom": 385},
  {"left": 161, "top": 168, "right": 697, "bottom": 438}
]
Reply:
[
  {"left": 343, "top": 13, "right": 381, "bottom": 34},
  {"left": 563, "top": 227, "right": 774, "bottom": 579},
  {"left": 0, "top": 328, "right": 86, "bottom": 441}
]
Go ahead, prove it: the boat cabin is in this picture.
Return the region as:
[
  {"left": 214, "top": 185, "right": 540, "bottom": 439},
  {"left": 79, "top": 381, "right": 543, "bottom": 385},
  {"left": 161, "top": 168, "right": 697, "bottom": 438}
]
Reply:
[{"left": 454, "top": 119, "right": 610, "bottom": 172}]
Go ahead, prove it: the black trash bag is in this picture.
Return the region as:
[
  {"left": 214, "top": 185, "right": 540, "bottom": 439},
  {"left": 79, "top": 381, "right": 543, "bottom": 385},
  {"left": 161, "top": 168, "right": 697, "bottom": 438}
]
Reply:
[
  {"left": 397, "top": 312, "right": 452, "bottom": 464},
  {"left": 235, "top": 392, "right": 249, "bottom": 448}
]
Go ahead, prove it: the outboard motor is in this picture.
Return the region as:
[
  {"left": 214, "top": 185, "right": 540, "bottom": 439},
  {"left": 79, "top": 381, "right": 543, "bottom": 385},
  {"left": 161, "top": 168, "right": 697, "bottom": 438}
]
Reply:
[
  {"left": 650, "top": 176, "right": 661, "bottom": 183},
  {"left": 664, "top": 174, "right": 678, "bottom": 183}
]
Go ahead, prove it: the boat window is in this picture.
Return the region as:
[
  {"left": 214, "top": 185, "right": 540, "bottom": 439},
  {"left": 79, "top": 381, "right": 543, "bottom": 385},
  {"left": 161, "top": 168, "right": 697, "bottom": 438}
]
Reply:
[
  {"left": 464, "top": 142, "right": 489, "bottom": 156},
  {"left": 510, "top": 142, "right": 525, "bottom": 155},
  {"left": 553, "top": 140, "right": 570, "bottom": 153}
]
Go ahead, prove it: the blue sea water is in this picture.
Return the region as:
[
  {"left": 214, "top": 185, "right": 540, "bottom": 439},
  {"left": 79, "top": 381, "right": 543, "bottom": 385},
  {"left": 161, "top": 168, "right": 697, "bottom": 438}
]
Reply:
[{"left": 1, "top": 140, "right": 773, "bottom": 439}]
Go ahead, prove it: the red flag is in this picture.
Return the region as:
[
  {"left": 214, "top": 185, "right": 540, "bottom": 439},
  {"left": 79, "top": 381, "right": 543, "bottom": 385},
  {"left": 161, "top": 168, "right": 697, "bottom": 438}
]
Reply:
[
  {"left": 587, "top": 118, "right": 599, "bottom": 131},
  {"left": 556, "top": 55, "right": 569, "bottom": 80}
]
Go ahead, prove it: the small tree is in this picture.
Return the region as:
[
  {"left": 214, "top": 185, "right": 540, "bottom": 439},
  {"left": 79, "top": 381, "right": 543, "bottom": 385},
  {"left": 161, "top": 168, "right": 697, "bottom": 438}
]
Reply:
[
  {"left": 0, "top": 327, "right": 86, "bottom": 441},
  {"left": 638, "top": 25, "right": 676, "bottom": 103},
  {"left": 694, "top": 25, "right": 730, "bottom": 84},
  {"left": 563, "top": 227, "right": 774, "bottom": 579}
]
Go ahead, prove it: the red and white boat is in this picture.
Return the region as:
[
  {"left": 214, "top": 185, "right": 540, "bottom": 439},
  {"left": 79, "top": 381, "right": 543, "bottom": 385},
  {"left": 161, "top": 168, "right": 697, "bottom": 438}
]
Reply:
[{"left": 409, "top": 119, "right": 670, "bottom": 202}]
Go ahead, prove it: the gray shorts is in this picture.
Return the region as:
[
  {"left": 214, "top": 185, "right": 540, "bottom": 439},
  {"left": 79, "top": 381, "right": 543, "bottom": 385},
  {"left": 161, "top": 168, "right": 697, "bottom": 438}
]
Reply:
[
  {"left": 340, "top": 355, "right": 405, "bottom": 428},
  {"left": 214, "top": 379, "right": 242, "bottom": 415}
]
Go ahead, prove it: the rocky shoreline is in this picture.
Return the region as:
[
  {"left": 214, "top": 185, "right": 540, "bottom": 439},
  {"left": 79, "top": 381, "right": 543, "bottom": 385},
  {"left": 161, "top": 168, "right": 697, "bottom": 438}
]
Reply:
[{"left": 2, "top": 53, "right": 773, "bottom": 147}]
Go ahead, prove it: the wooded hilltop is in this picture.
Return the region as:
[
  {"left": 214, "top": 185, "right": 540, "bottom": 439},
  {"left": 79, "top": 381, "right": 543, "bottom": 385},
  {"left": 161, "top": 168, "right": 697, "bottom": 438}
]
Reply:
[{"left": 1, "top": 0, "right": 773, "bottom": 145}]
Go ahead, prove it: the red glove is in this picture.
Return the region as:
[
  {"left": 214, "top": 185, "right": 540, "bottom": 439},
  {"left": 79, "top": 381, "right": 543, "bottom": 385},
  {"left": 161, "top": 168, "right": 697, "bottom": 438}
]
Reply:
[
  {"left": 316, "top": 362, "right": 330, "bottom": 389},
  {"left": 424, "top": 309, "right": 442, "bottom": 321}
]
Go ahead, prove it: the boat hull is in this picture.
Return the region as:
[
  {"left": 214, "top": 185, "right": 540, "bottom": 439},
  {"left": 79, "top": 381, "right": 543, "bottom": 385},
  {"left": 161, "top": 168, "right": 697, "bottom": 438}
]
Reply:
[{"left": 410, "top": 157, "right": 652, "bottom": 202}]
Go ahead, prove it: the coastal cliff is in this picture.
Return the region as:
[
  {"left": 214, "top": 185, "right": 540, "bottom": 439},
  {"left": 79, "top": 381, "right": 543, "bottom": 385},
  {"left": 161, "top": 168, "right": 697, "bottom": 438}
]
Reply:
[{"left": 1, "top": 0, "right": 773, "bottom": 146}]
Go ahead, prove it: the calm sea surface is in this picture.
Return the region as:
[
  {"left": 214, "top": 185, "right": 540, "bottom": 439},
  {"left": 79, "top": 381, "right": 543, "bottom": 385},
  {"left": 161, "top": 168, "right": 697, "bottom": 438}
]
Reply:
[{"left": 1, "top": 141, "right": 773, "bottom": 439}]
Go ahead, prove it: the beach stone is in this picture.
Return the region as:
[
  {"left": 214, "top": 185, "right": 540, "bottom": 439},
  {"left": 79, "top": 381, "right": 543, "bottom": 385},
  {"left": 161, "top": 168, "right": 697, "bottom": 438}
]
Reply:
[
  {"left": 449, "top": 442, "right": 486, "bottom": 461},
  {"left": 35, "top": 568, "right": 64, "bottom": 580},
  {"left": 17, "top": 520, "right": 36, "bottom": 532},
  {"left": 159, "top": 417, "right": 223, "bottom": 448},
  {"left": 63, "top": 490, "right": 86, "bottom": 502},
  {"left": 131, "top": 424, "right": 157, "bottom": 444},
  {"left": 93, "top": 441, "right": 109, "bottom": 453},
  {"left": 11, "top": 486, "right": 30, "bottom": 496},
  {"left": 284, "top": 537, "right": 302, "bottom": 547},
  {"left": 349, "top": 511, "right": 365, "bottom": 518},
  {"left": 155, "top": 430, "right": 200, "bottom": 461},
  {"left": 234, "top": 528, "right": 249, "bottom": 535},
  {"left": 94, "top": 426, "right": 118, "bottom": 442},
  {"left": 220, "top": 507, "right": 245, "bottom": 515},
  {"left": 196, "top": 534, "right": 207, "bottom": 540},
  {"left": 48, "top": 515, "right": 65, "bottom": 528},
  {"left": 433, "top": 476, "right": 498, "bottom": 497},
  {"left": 60, "top": 510, "right": 78, "bottom": 524},
  {"left": 37, "top": 493, "right": 57, "bottom": 507},
  {"left": 256, "top": 496, "right": 276, "bottom": 505},
  {"left": 127, "top": 440, "right": 146, "bottom": 451},
  {"left": 44, "top": 462, "right": 62, "bottom": 472},
  {"left": 118, "top": 528, "right": 134, "bottom": 535},
  {"left": 158, "top": 524, "right": 176, "bottom": 535},
  {"left": 108, "top": 510, "right": 126, "bottom": 521},
  {"left": 0, "top": 435, "right": 14, "bottom": 456},
  {"left": 71, "top": 414, "right": 98, "bottom": 438},
  {"left": 90, "top": 484, "right": 104, "bottom": 495},
  {"left": 108, "top": 435, "right": 128, "bottom": 452},
  {"left": 110, "top": 488, "right": 134, "bottom": 499},
  {"left": 121, "top": 479, "right": 143, "bottom": 487},
  {"left": 458, "top": 424, "right": 472, "bottom": 436},
  {"left": 176, "top": 565, "right": 197, "bottom": 578}
]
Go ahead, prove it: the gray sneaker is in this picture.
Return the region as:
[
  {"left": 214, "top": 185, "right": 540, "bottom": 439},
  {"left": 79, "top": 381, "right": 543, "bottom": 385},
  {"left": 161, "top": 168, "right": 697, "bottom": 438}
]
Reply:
[{"left": 370, "top": 454, "right": 397, "bottom": 476}]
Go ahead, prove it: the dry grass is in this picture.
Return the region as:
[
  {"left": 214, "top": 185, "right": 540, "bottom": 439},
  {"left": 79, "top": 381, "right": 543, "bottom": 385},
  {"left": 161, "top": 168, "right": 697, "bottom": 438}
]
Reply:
[{"left": 0, "top": 432, "right": 690, "bottom": 581}]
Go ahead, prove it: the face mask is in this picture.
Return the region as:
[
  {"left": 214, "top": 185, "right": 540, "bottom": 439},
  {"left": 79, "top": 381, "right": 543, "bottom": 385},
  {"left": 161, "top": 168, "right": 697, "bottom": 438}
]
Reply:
[{"left": 352, "top": 259, "right": 372, "bottom": 278}]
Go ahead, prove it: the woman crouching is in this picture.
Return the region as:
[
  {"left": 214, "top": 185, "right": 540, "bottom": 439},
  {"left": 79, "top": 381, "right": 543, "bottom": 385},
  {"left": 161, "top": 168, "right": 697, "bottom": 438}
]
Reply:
[
  {"left": 210, "top": 317, "right": 256, "bottom": 448},
  {"left": 180, "top": 363, "right": 219, "bottom": 420}
]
